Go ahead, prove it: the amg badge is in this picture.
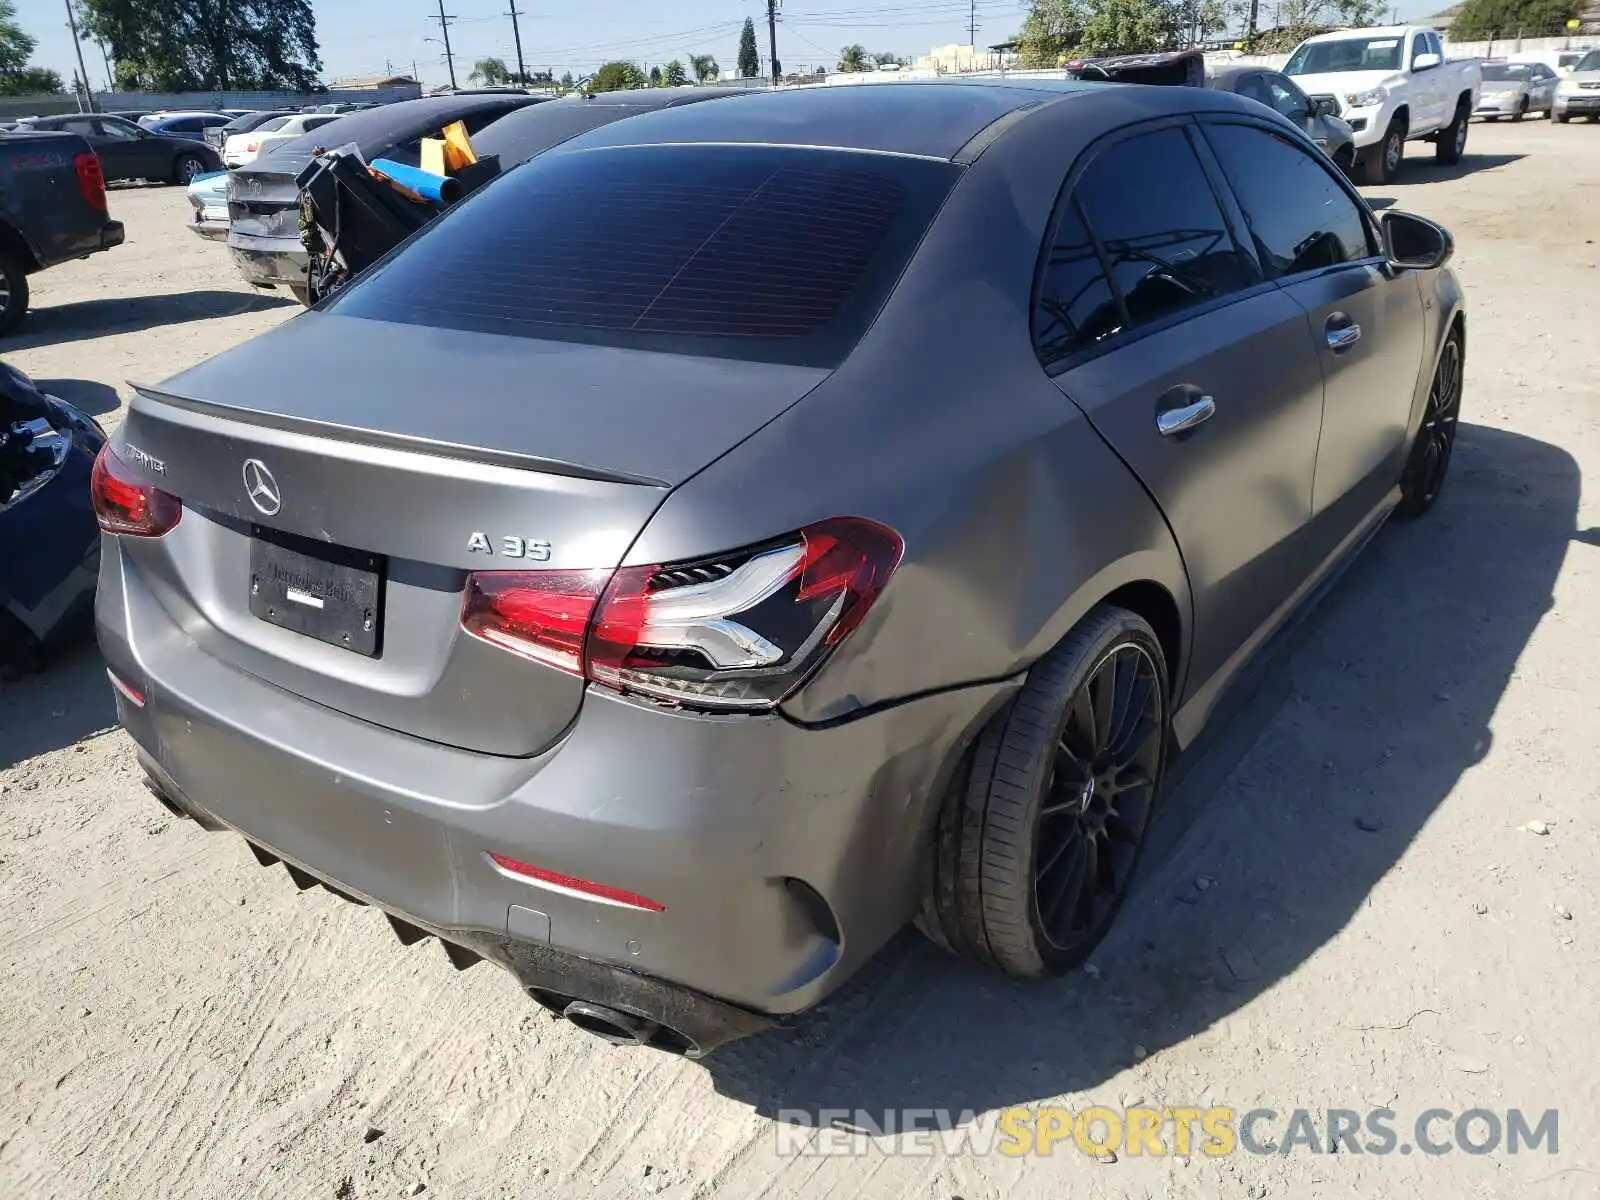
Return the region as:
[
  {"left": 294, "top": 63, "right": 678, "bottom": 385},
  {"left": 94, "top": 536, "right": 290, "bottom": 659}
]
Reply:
[{"left": 467, "top": 533, "right": 552, "bottom": 561}]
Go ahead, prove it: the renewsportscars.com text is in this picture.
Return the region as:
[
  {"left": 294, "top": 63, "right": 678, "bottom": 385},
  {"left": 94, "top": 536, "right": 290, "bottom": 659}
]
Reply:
[{"left": 774, "top": 1106, "right": 1559, "bottom": 1158}]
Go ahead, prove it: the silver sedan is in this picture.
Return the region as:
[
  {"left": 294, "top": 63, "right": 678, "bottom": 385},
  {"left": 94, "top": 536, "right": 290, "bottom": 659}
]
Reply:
[{"left": 1474, "top": 61, "right": 1560, "bottom": 121}]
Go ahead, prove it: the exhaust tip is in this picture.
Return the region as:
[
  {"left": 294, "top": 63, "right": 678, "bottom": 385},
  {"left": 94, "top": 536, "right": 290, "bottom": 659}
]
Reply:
[{"left": 562, "top": 1001, "right": 660, "bottom": 1047}]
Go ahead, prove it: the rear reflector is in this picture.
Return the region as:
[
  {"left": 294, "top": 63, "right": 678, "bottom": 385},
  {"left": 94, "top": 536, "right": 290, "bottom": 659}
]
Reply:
[
  {"left": 485, "top": 851, "right": 665, "bottom": 912},
  {"left": 106, "top": 668, "right": 145, "bottom": 707},
  {"left": 91, "top": 443, "right": 182, "bottom": 537}
]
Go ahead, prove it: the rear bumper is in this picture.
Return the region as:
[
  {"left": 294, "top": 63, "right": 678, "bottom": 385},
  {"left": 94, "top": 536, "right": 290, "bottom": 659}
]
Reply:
[
  {"left": 191, "top": 214, "right": 229, "bottom": 242},
  {"left": 1473, "top": 95, "right": 1529, "bottom": 116},
  {"left": 97, "top": 536, "right": 1011, "bottom": 1046},
  {"left": 227, "top": 231, "right": 307, "bottom": 288}
]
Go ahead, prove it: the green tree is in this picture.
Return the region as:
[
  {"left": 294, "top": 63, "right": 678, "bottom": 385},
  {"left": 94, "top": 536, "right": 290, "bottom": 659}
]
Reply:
[
  {"left": 1231, "top": 0, "right": 1382, "bottom": 48},
  {"left": 1450, "top": 0, "right": 1579, "bottom": 38},
  {"left": 874, "top": 51, "right": 906, "bottom": 66},
  {"left": 738, "top": 16, "right": 760, "bottom": 77},
  {"left": 79, "top": 0, "right": 321, "bottom": 91},
  {"left": 837, "top": 44, "right": 868, "bottom": 71},
  {"left": 689, "top": 53, "right": 719, "bottom": 82},
  {"left": 559, "top": 70, "right": 575, "bottom": 89},
  {"left": 662, "top": 58, "right": 687, "bottom": 86},
  {"left": 1077, "top": 0, "right": 1182, "bottom": 54},
  {"left": 1017, "top": 0, "right": 1083, "bottom": 67},
  {"left": 0, "top": 0, "right": 35, "bottom": 76},
  {"left": 648, "top": 64, "right": 662, "bottom": 86},
  {"left": 591, "top": 59, "right": 647, "bottom": 91},
  {"left": 470, "top": 56, "right": 513, "bottom": 85}
]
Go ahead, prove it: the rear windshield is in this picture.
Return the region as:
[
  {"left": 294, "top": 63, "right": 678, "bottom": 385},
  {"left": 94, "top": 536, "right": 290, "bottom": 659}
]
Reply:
[{"left": 326, "top": 144, "right": 958, "bottom": 367}]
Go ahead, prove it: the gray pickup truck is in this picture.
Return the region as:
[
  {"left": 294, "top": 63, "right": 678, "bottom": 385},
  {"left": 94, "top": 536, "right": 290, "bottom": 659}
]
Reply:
[{"left": 0, "top": 130, "right": 125, "bottom": 334}]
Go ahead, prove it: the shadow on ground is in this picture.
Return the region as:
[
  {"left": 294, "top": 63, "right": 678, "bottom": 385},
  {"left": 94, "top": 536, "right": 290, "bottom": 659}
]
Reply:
[
  {"left": 7, "top": 291, "right": 296, "bottom": 351},
  {"left": 1387, "top": 152, "right": 1526, "bottom": 185},
  {"left": 707, "top": 422, "right": 1576, "bottom": 1119},
  {"left": 0, "top": 638, "right": 117, "bottom": 770},
  {"left": 35, "top": 378, "right": 122, "bottom": 416}
]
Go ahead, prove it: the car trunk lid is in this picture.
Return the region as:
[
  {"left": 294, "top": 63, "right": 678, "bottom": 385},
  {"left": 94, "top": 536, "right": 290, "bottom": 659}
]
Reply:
[{"left": 117, "top": 314, "right": 829, "bottom": 756}]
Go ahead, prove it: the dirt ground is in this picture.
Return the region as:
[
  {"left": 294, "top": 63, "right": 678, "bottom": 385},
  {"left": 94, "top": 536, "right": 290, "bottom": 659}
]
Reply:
[{"left": 3, "top": 119, "right": 1599, "bottom": 1200}]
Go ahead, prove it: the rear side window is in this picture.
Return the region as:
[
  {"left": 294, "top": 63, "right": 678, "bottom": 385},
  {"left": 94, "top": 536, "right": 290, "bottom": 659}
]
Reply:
[
  {"left": 1034, "top": 125, "right": 1260, "bottom": 366},
  {"left": 329, "top": 144, "right": 959, "bottom": 367},
  {"left": 1204, "top": 123, "right": 1373, "bottom": 277}
]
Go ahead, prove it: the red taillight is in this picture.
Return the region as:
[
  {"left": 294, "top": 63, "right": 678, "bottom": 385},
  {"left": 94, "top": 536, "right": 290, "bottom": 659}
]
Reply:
[
  {"left": 460, "top": 517, "right": 903, "bottom": 711},
  {"left": 485, "top": 852, "right": 665, "bottom": 912},
  {"left": 106, "top": 668, "right": 146, "bottom": 708},
  {"left": 244, "top": 140, "right": 259, "bottom": 153},
  {"left": 73, "top": 150, "right": 106, "bottom": 213},
  {"left": 91, "top": 443, "right": 182, "bottom": 537},
  {"left": 460, "top": 568, "right": 607, "bottom": 672}
]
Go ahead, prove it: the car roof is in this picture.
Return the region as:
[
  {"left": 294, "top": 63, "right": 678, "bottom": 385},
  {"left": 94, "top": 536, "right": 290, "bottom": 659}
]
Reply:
[
  {"left": 232, "top": 93, "right": 546, "bottom": 181},
  {"left": 151, "top": 111, "right": 228, "bottom": 121},
  {"left": 559, "top": 79, "right": 1233, "bottom": 163},
  {"left": 473, "top": 88, "right": 744, "bottom": 166},
  {"left": 1301, "top": 24, "right": 1413, "bottom": 42}
]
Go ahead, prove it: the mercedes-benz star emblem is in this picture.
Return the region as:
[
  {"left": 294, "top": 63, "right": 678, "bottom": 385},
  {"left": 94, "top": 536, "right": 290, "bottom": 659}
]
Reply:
[{"left": 242, "top": 459, "right": 281, "bottom": 517}]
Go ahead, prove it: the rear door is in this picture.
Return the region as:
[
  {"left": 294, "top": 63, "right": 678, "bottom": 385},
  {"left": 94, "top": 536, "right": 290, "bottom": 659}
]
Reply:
[
  {"left": 1201, "top": 118, "right": 1425, "bottom": 534},
  {"left": 1039, "top": 121, "right": 1327, "bottom": 696}
]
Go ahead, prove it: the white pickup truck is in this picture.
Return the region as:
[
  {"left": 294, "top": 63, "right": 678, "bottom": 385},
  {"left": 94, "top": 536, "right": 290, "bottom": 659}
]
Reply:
[{"left": 1282, "top": 25, "right": 1481, "bottom": 184}]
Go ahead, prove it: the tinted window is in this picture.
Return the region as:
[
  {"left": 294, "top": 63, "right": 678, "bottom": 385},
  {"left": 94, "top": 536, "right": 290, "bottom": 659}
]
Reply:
[
  {"left": 1206, "top": 123, "right": 1371, "bottom": 278},
  {"left": 165, "top": 118, "right": 201, "bottom": 133},
  {"left": 256, "top": 117, "right": 290, "bottom": 133},
  {"left": 1034, "top": 200, "right": 1123, "bottom": 366},
  {"left": 1074, "top": 128, "right": 1260, "bottom": 329},
  {"left": 58, "top": 118, "right": 97, "bottom": 137},
  {"left": 1235, "top": 74, "right": 1273, "bottom": 107},
  {"left": 303, "top": 115, "right": 341, "bottom": 130},
  {"left": 1285, "top": 36, "right": 1403, "bottom": 75},
  {"left": 328, "top": 145, "right": 958, "bottom": 367},
  {"left": 1264, "top": 74, "right": 1311, "bottom": 121},
  {"left": 99, "top": 117, "right": 142, "bottom": 137}
]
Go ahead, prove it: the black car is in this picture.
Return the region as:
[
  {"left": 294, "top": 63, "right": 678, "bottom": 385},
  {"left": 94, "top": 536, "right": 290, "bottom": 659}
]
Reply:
[
  {"left": 206, "top": 110, "right": 295, "bottom": 152},
  {"left": 0, "top": 131, "right": 125, "bottom": 332},
  {"left": 228, "top": 93, "right": 545, "bottom": 302},
  {"left": 1, "top": 362, "right": 104, "bottom": 670},
  {"left": 18, "top": 114, "right": 223, "bottom": 185}
]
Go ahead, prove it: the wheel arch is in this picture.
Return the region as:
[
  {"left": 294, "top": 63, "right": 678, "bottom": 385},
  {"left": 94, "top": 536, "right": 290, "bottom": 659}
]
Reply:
[
  {"left": 1390, "top": 104, "right": 1410, "bottom": 131},
  {"left": 0, "top": 219, "right": 41, "bottom": 273}
]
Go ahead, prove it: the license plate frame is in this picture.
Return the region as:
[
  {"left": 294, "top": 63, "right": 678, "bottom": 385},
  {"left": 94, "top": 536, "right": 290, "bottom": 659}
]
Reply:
[{"left": 248, "top": 526, "right": 384, "bottom": 657}]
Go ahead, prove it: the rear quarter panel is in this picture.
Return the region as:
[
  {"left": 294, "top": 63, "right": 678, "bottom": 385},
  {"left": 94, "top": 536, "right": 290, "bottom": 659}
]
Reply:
[
  {"left": 626, "top": 90, "right": 1198, "bottom": 725},
  {"left": 0, "top": 134, "right": 105, "bottom": 268}
]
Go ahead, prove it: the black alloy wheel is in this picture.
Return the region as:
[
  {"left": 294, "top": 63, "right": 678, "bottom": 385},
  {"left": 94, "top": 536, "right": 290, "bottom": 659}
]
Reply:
[
  {"left": 1398, "top": 330, "right": 1462, "bottom": 517},
  {"left": 1032, "top": 642, "right": 1163, "bottom": 954},
  {"left": 917, "top": 605, "right": 1169, "bottom": 975}
]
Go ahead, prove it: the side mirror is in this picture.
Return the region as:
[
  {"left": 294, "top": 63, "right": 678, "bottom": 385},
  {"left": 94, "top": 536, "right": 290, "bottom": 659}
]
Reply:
[
  {"left": 1314, "top": 96, "right": 1340, "bottom": 118},
  {"left": 1381, "top": 209, "right": 1453, "bottom": 270},
  {"left": 1412, "top": 52, "right": 1441, "bottom": 71}
]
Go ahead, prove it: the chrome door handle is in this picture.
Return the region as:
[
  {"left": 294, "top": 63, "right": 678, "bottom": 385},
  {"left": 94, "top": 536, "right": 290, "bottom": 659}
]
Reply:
[
  {"left": 1156, "top": 395, "right": 1216, "bottom": 436},
  {"left": 1326, "top": 323, "right": 1362, "bottom": 350}
]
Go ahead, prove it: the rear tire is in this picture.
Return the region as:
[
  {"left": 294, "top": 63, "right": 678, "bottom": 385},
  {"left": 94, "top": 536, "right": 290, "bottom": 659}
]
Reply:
[
  {"left": 1360, "top": 118, "right": 1406, "bottom": 184},
  {"left": 171, "top": 153, "right": 205, "bottom": 186},
  {"left": 0, "top": 252, "right": 30, "bottom": 336},
  {"left": 917, "top": 606, "right": 1168, "bottom": 976},
  {"left": 1554, "top": 111, "right": 1571, "bottom": 123},
  {"left": 1435, "top": 100, "right": 1469, "bottom": 164}
]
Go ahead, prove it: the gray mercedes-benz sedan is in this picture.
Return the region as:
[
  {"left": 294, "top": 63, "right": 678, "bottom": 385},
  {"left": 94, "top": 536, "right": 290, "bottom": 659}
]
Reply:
[{"left": 93, "top": 81, "right": 1465, "bottom": 1057}]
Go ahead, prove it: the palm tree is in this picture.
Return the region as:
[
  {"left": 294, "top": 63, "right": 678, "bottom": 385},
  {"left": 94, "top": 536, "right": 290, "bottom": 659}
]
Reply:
[
  {"left": 688, "top": 53, "right": 719, "bottom": 83},
  {"left": 470, "top": 57, "right": 512, "bottom": 86},
  {"left": 838, "top": 44, "right": 868, "bottom": 72}
]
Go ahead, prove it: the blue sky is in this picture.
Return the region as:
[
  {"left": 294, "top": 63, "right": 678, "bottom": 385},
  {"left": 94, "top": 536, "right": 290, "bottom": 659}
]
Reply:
[
  {"left": 15, "top": 0, "right": 1045, "bottom": 89},
  {"left": 16, "top": 0, "right": 1442, "bottom": 91}
]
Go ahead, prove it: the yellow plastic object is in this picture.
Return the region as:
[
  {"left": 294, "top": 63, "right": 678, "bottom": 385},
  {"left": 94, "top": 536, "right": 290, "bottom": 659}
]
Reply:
[
  {"left": 441, "top": 119, "right": 479, "bottom": 172},
  {"left": 419, "top": 136, "right": 448, "bottom": 177}
]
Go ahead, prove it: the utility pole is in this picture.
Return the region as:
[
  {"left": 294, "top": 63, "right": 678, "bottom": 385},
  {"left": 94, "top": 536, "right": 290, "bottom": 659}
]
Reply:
[
  {"left": 507, "top": 0, "right": 528, "bottom": 84},
  {"left": 98, "top": 39, "right": 113, "bottom": 91},
  {"left": 767, "top": 0, "right": 780, "bottom": 84},
  {"left": 430, "top": 0, "right": 459, "bottom": 90},
  {"left": 969, "top": 0, "right": 976, "bottom": 48},
  {"left": 63, "top": 0, "right": 98, "bottom": 111},
  {"left": 1246, "top": 0, "right": 1260, "bottom": 43}
]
